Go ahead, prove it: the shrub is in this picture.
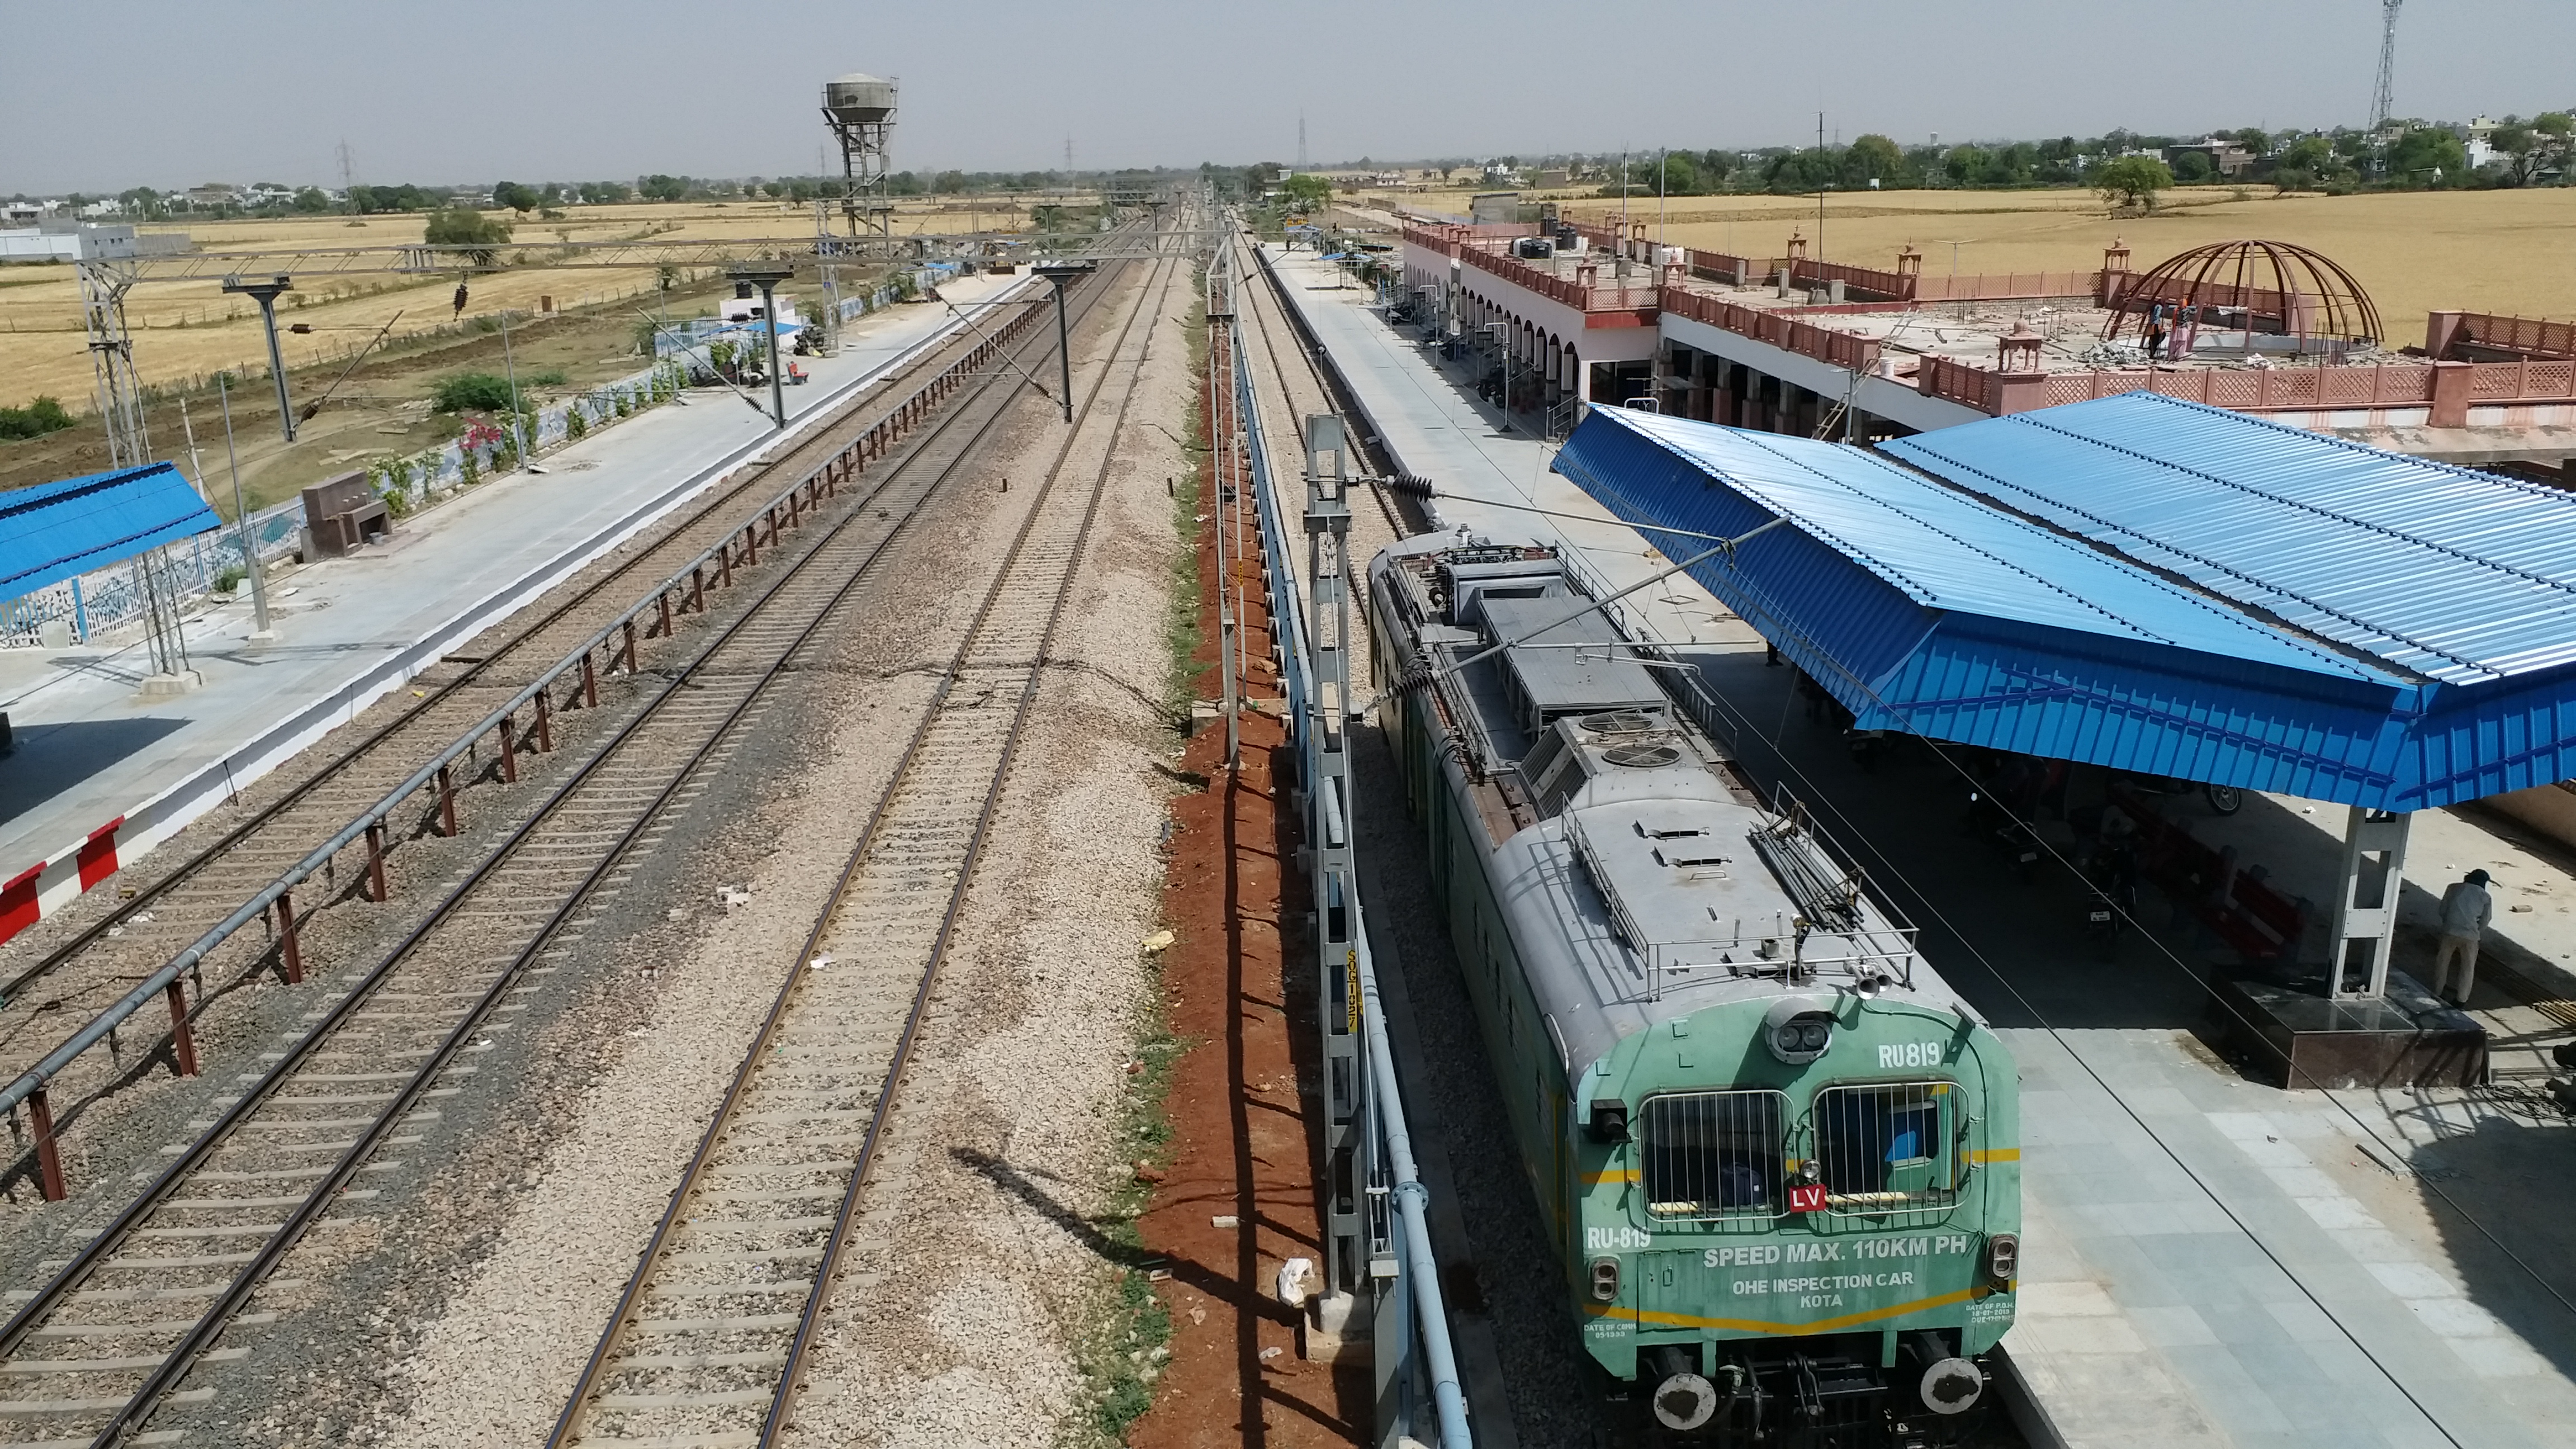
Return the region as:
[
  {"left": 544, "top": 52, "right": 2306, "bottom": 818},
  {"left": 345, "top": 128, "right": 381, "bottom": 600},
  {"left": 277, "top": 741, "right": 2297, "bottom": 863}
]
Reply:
[
  {"left": 0, "top": 395, "right": 75, "bottom": 442},
  {"left": 433, "top": 372, "right": 521, "bottom": 413},
  {"left": 527, "top": 367, "right": 567, "bottom": 387},
  {"left": 565, "top": 406, "right": 588, "bottom": 440},
  {"left": 214, "top": 564, "right": 247, "bottom": 593}
]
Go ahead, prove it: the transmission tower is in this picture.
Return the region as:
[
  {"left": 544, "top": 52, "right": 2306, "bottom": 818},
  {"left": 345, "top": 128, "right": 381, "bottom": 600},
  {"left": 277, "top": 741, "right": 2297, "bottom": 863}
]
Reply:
[
  {"left": 2369, "top": 0, "right": 2402, "bottom": 131},
  {"left": 1298, "top": 113, "right": 1308, "bottom": 170}
]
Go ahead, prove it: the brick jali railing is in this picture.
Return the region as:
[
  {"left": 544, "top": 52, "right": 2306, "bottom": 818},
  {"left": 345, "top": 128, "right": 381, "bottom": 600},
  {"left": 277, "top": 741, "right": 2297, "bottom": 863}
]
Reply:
[
  {"left": 1912, "top": 270, "right": 2106, "bottom": 303},
  {"left": 1909, "top": 356, "right": 2576, "bottom": 417},
  {"left": 2451, "top": 312, "right": 2576, "bottom": 359},
  {"left": 1663, "top": 288, "right": 1881, "bottom": 372}
]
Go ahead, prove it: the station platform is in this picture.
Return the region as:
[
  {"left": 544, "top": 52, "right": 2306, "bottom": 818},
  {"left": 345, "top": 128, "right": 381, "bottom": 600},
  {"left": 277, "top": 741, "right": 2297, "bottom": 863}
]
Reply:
[
  {"left": 1262, "top": 244, "right": 2576, "bottom": 1448},
  {"left": 0, "top": 271, "right": 1032, "bottom": 935}
]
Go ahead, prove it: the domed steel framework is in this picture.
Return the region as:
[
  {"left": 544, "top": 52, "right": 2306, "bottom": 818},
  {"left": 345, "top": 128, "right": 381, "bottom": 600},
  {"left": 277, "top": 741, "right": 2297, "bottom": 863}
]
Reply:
[{"left": 2103, "top": 239, "right": 2381, "bottom": 353}]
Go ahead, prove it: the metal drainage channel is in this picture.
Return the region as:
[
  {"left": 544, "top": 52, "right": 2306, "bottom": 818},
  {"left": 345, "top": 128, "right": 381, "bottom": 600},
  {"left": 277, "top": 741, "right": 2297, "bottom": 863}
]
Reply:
[
  {"left": 549, "top": 245, "right": 1192, "bottom": 1449},
  {"left": 0, "top": 261, "right": 1119, "bottom": 1208},
  {"left": 0, "top": 257, "right": 1143, "bottom": 1448},
  {"left": 0, "top": 281, "right": 1045, "bottom": 1031}
]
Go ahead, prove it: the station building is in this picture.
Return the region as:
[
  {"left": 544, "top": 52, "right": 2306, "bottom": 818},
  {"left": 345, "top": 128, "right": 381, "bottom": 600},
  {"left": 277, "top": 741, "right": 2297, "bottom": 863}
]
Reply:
[{"left": 1394, "top": 211, "right": 2576, "bottom": 477}]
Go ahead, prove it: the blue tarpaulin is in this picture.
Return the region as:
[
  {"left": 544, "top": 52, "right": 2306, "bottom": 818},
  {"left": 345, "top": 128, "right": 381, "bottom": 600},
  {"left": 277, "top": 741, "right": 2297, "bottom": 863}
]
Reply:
[
  {"left": 1555, "top": 402, "right": 2576, "bottom": 810},
  {"left": 0, "top": 462, "right": 222, "bottom": 600}
]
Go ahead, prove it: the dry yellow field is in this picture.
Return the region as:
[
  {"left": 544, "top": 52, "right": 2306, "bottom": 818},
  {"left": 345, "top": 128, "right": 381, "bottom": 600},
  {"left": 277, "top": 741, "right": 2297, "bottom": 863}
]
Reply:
[
  {"left": 1385, "top": 186, "right": 2576, "bottom": 345},
  {"left": 0, "top": 198, "right": 1030, "bottom": 411}
]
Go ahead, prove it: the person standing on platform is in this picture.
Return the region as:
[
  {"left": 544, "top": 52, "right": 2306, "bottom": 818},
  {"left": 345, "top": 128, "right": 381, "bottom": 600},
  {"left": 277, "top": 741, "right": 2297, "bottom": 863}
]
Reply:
[{"left": 2433, "top": 869, "right": 2494, "bottom": 1005}]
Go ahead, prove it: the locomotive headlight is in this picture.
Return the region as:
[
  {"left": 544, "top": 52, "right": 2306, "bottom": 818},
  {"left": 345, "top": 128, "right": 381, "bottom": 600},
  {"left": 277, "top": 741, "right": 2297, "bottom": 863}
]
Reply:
[
  {"left": 1985, "top": 1232, "right": 2019, "bottom": 1285},
  {"left": 1588, "top": 1256, "right": 1621, "bottom": 1302},
  {"left": 1760, "top": 997, "right": 1835, "bottom": 1065}
]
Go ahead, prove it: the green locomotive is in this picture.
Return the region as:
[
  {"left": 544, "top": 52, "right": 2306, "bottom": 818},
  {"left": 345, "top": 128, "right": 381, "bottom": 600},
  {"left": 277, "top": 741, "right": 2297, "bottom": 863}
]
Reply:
[{"left": 1367, "top": 536, "right": 2020, "bottom": 1445}]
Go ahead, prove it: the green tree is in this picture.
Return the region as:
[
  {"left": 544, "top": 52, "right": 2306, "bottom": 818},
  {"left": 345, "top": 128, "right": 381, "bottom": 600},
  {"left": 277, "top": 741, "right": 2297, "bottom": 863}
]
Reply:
[
  {"left": 1942, "top": 145, "right": 1991, "bottom": 187},
  {"left": 1281, "top": 173, "right": 1331, "bottom": 209},
  {"left": 933, "top": 169, "right": 967, "bottom": 194},
  {"left": 638, "top": 174, "right": 688, "bottom": 202},
  {"left": 2094, "top": 154, "right": 2174, "bottom": 210},
  {"left": 2171, "top": 149, "right": 2215, "bottom": 183},
  {"left": 578, "top": 181, "right": 630, "bottom": 204},
  {"left": 292, "top": 186, "right": 332, "bottom": 213},
  {"left": 424, "top": 206, "right": 512, "bottom": 265},
  {"left": 491, "top": 181, "right": 541, "bottom": 214},
  {"left": 1656, "top": 151, "right": 1700, "bottom": 195},
  {"left": 1845, "top": 134, "right": 1906, "bottom": 188},
  {"left": 2386, "top": 127, "right": 2466, "bottom": 187}
]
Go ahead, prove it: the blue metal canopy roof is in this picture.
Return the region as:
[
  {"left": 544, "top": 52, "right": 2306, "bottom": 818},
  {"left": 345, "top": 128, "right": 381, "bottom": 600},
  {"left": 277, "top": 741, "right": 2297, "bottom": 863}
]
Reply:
[
  {"left": 1555, "top": 404, "right": 2576, "bottom": 811},
  {"left": 1882, "top": 392, "right": 2576, "bottom": 686},
  {"left": 0, "top": 462, "right": 222, "bottom": 600}
]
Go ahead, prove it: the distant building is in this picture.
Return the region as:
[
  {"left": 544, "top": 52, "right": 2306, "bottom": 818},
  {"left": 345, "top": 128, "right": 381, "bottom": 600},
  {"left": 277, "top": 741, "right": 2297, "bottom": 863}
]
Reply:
[
  {"left": 2464, "top": 116, "right": 2500, "bottom": 169},
  {"left": 0, "top": 221, "right": 194, "bottom": 263},
  {"left": 2164, "top": 138, "right": 2256, "bottom": 176},
  {"left": 184, "top": 183, "right": 240, "bottom": 209}
]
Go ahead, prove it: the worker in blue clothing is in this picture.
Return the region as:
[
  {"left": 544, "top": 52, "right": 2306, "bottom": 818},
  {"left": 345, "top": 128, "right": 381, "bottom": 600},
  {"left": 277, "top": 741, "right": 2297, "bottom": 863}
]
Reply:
[{"left": 2432, "top": 869, "right": 2494, "bottom": 1006}]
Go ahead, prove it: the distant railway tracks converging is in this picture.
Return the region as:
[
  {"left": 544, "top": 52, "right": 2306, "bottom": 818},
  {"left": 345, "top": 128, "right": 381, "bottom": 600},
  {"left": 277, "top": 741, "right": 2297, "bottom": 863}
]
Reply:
[
  {"left": 544, "top": 242, "right": 1188, "bottom": 1449},
  {"left": 0, "top": 243, "right": 1153, "bottom": 1446},
  {"left": 0, "top": 268, "right": 1105, "bottom": 1205}
]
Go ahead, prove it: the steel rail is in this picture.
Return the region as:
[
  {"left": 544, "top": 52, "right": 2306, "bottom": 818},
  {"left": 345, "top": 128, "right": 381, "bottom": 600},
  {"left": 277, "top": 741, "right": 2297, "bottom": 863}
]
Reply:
[
  {"left": 0, "top": 272, "right": 1097, "bottom": 1192},
  {"left": 0, "top": 285, "right": 1044, "bottom": 1019},
  {"left": 548, "top": 236, "right": 1192, "bottom": 1449},
  {"left": 765, "top": 242, "right": 1188, "bottom": 1447},
  {"left": 6, "top": 244, "right": 1144, "bottom": 1449}
]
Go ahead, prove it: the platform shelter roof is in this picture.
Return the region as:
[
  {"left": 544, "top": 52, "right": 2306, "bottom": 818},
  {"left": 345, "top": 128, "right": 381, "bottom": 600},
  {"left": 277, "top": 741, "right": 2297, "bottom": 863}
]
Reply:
[
  {"left": 0, "top": 462, "right": 221, "bottom": 601},
  {"left": 1554, "top": 403, "right": 2576, "bottom": 811}
]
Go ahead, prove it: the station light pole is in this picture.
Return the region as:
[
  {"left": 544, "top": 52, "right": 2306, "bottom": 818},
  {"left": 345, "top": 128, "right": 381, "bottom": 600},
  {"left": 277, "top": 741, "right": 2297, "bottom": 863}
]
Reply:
[
  {"left": 728, "top": 263, "right": 798, "bottom": 429},
  {"left": 221, "top": 273, "right": 299, "bottom": 443},
  {"left": 1034, "top": 259, "right": 1097, "bottom": 424}
]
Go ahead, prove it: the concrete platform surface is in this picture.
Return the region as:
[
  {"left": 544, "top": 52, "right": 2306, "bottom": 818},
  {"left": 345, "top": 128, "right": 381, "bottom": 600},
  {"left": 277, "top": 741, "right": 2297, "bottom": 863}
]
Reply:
[
  {"left": 0, "top": 271, "right": 1031, "bottom": 923},
  {"left": 1266, "top": 247, "right": 2576, "bottom": 1448}
]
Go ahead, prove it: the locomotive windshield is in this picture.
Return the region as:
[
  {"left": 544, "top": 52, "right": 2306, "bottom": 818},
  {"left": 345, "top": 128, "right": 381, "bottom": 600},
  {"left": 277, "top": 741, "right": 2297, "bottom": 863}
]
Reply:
[
  {"left": 1639, "top": 1090, "right": 1787, "bottom": 1221},
  {"left": 1812, "top": 1081, "right": 1962, "bottom": 1224}
]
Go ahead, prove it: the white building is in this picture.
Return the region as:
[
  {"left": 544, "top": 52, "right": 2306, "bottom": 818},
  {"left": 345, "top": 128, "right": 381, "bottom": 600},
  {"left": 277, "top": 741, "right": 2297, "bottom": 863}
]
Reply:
[{"left": 0, "top": 222, "right": 192, "bottom": 262}]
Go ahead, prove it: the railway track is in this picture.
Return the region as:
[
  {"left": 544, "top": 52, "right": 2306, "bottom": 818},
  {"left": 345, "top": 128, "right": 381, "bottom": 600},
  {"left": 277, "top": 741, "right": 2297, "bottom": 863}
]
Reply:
[
  {"left": 0, "top": 247, "right": 1160, "bottom": 1447},
  {"left": 0, "top": 273, "right": 1112, "bottom": 1204},
  {"left": 0, "top": 291, "right": 1043, "bottom": 1028},
  {"left": 544, "top": 243, "right": 1192, "bottom": 1449}
]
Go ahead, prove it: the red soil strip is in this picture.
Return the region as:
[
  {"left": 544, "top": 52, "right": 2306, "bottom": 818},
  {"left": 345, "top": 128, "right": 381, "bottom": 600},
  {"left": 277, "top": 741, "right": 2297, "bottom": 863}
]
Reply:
[{"left": 1131, "top": 349, "right": 1366, "bottom": 1448}]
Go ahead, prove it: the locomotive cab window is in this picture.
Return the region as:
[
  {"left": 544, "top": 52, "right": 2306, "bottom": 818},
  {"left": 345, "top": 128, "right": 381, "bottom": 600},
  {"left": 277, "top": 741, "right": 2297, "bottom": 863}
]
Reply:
[
  {"left": 1638, "top": 1090, "right": 1788, "bottom": 1221},
  {"left": 1811, "top": 1081, "right": 1961, "bottom": 1221}
]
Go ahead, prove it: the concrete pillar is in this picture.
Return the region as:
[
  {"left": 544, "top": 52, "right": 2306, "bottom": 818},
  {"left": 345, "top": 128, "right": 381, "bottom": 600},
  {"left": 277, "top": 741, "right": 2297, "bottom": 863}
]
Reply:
[
  {"left": 2329, "top": 808, "right": 2412, "bottom": 1000},
  {"left": 2430, "top": 361, "right": 2475, "bottom": 429},
  {"left": 2425, "top": 310, "right": 2466, "bottom": 359}
]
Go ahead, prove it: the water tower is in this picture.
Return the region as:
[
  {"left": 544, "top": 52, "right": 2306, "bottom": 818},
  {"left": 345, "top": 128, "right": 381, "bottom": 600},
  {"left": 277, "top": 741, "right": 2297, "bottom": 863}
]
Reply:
[{"left": 822, "top": 72, "right": 897, "bottom": 249}]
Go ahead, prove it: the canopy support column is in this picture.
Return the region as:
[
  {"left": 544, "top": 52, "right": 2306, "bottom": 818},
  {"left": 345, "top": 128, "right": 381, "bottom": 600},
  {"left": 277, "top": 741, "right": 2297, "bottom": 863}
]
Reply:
[{"left": 2327, "top": 806, "right": 2411, "bottom": 1000}]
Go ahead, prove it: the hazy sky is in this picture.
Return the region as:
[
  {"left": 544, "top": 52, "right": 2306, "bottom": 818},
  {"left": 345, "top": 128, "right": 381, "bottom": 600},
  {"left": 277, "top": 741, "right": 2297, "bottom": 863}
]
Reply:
[{"left": 7, "top": 0, "right": 2573, "bottom": 194}]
